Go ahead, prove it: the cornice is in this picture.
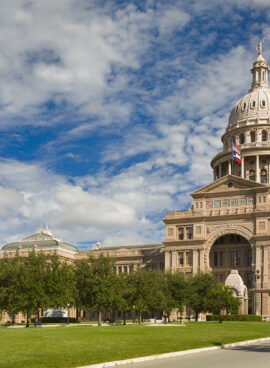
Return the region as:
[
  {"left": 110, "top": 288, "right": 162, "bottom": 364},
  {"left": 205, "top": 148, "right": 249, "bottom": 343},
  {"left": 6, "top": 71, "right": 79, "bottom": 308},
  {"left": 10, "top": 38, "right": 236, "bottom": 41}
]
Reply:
[{"left": 163, "top": 240, "right": 205, "bottom": 247}]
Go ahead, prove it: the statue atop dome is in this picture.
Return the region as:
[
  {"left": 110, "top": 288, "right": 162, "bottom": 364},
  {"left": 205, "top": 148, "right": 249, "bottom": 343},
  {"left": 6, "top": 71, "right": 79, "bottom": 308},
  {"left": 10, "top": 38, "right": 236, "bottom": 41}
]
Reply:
[{"left": 256, "top": 38, "right": 265, "bottom": 55}]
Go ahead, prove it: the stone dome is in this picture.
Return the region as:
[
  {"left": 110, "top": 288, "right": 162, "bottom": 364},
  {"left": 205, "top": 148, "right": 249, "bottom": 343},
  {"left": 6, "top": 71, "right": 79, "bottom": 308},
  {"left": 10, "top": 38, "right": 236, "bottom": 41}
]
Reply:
[{"left": 228, "top": 87, "right": 270, "bottom": 128}]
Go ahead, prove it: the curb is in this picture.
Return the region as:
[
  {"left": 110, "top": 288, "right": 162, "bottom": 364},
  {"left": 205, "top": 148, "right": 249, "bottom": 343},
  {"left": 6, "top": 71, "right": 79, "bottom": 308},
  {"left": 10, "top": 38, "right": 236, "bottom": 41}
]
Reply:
[{"left": 77, "top": 337, "right": 270, "bottom": 368}]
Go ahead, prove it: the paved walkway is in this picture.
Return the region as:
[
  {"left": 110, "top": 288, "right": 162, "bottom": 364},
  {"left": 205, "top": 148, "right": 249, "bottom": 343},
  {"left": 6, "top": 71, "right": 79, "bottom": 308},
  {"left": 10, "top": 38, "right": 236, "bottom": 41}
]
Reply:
[{"left": 119, "top": 341, "right": 270, "bottom": 368}]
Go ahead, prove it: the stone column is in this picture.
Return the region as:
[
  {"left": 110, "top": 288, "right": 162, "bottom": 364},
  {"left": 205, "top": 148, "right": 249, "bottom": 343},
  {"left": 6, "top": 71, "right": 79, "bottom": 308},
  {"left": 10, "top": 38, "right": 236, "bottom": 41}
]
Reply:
[
  {"left": 165, "top": 251, "right": 171, "bottom": 271},
  {"left": 171, "top": 251, "right": 177, "bottom": 270},
  {"left": 219, "top": 164, "right": 222, "bottom": 179},
  {"left": 262, "top": 246, "right": 269, "bottom": 288},
  {"left": 255, "top": 246, "right": 261, "bottom": 271},
  {"left": 192, "top": 251, "right": 198, "bottom": 274},
  {"left": 255, "top": 246, "right": 261, "bottom": 315},
  {"left": 256, "top": 155, "right": 260, "bottom": 182},
  {"left": 262, "top": 293, "right": 269, "bottom": 317},
  {"left": 241, "top": 156, "right": 245, "bottom": 178},
  {"left": 268, "top": 160, "right": 270, "bottom": 183},
  {"left": 228, "top": 160, "right": 232, "bottom": 175},
  {"left": 199, "top": 249, "right": 204, "bottom": 271}
]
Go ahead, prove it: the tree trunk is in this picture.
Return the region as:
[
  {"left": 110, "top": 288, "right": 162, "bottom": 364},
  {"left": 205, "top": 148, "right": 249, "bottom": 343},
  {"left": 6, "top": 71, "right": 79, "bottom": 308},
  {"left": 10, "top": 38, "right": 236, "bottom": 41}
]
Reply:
[
  {"left": 26, "top": 308, "right": 30, "bottom": 328},
  {"left": 154, "top": 311, "right": 157, "bottom": 323},
  {"left": 195, "top": 312, "right": 198, "bottom": 322},
  {"left": 98, "top": 310, "right": 102, "bottom": 326},
  {"left": 123, "top": 310, "right": 126, "bottom": 325},
  {"left": 34, "top": 308, "right": 39, "bottom": 327},
  {"left": 139, "top": 311, "right": 142, "bottom": 324},
  {"left": 219, "top": 315, "right": 223, "bottom": 323}
]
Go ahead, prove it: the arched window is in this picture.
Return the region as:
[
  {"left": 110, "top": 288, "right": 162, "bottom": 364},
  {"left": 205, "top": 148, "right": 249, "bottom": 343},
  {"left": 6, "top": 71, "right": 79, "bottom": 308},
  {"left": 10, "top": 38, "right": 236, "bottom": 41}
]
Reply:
[
  {"left": 261, "top": 169, "right": 267, "bottom": 183},
  {"left": 262, "top": 130, "right": 267, "bottom": 142},
  {"left": 249, "top": 170, "right": 255, "bottom": 181},
  {"left": 250, "top": 131, "right": 256, "bottom": 142},
  {"left": 240, "top": 133, "right": 245, "bottom": 144}
]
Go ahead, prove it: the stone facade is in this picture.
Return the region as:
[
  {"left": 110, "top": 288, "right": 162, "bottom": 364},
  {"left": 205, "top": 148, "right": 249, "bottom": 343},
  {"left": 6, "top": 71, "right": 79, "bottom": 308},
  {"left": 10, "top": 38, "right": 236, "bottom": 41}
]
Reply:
[{"left": 1, "top": 43, "right": 270, "bottom": 321}]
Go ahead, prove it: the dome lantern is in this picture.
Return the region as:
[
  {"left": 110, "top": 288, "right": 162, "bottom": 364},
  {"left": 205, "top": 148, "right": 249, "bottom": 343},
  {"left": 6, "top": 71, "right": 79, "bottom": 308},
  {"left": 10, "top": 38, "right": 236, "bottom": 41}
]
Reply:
[{"left": 249, "top": 39, "right": 270, "bottom": 92}]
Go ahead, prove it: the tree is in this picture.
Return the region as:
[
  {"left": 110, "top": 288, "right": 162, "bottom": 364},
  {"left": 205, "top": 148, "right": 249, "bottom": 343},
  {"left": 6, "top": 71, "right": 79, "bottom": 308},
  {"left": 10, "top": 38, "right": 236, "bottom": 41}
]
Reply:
[
  {"left": 0, "top": 252, "right": 75, "bottom": 327},
  {"left": 147, "top": 271, "right": 170, "bottom": 322},
  {"left": 74, "top": 254, "right": 116, "bottom": 326},
  {"left": 0, "top": 256, "right": 25, "bottom": 320},
  {"left": 46, "top": 254, "right": 75, "bottom": 312},
  {"left": 186, "top": 272, "right": 217, "bottom": 321},
  {"left": 128, "top": 270, "right": 153, "bottom": 324},
  {"left": 207, "top": 283, "right": 240, "bottom": 322},
  {"left": 165, "top": 271, "right": 188, "bottom": 320}
]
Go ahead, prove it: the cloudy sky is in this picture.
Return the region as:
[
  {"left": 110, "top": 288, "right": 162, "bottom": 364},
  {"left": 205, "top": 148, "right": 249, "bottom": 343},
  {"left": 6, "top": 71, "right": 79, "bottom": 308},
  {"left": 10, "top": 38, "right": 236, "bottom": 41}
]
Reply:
[{"left": 0, "top": 0, "right": 270, "bottom": 248}]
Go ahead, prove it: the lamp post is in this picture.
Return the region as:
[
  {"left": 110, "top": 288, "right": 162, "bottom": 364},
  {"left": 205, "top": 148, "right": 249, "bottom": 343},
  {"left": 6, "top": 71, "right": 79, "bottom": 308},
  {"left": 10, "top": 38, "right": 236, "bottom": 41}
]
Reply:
[{"left": 251, "top": 264, "right": 261, "bottom": 315}]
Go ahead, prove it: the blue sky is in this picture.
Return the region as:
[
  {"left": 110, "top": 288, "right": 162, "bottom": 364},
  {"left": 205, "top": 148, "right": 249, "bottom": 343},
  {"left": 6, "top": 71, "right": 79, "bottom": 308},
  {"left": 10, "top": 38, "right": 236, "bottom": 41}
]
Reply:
[{"left": 0, "top": 0, "right": 270, "bottom": 248}]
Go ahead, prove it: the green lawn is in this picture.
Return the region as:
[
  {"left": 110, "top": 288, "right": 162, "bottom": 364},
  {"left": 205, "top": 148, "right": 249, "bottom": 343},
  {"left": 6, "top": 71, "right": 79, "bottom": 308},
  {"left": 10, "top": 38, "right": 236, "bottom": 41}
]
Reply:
[{"left": 0, "top": 322, "right": 269, "bottom": 368}]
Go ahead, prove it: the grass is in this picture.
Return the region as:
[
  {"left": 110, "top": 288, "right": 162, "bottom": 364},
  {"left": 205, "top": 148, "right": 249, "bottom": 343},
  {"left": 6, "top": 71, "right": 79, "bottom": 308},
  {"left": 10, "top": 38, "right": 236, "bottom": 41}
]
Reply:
[{"left": 0, "top": 322, "right": 269, "bottom": 368}]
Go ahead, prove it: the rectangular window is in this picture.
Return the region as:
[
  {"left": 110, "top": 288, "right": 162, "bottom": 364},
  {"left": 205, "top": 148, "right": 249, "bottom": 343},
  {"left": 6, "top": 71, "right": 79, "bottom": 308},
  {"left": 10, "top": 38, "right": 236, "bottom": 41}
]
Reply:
[
  {"left": 186, "top": 227, "right": 193, "bottom": 240},
  {"left": 186, "top": 252, "right": 192, "bottom": 266},
  {"left": 214, "top": 201, "right": 221, "bottom": 207},
  {"left": 219, "top": 251, "right": 224, "bottom": 267},
  {"left": 240, "top": 199, "right": 246, "bottom": 205},
  {"left": 129, "top": 265, "right": 134, "bottom": 273},
  {"left": 178, "top": 252, "right": 184, "bottom": 266},
  {"left": 118, "top": 266, "right": 122, "bottom": 273},
  {"left": 124, "top": 266, "right": 128, "bottom": 273},
  {"left": 231, "top": 199, "right": 237, "bottom": 206},
  {"left": 214, "top": 251, "right": 218, "bottom": 267},
  {"left": 206, "top": 201, "right": 213, "bottom": 208},
  {"left": 223, "top": 200, "right": 229, "bottom": 206},
  {"left": 178, "top": 227, "right": 184, "bottom": 240}
]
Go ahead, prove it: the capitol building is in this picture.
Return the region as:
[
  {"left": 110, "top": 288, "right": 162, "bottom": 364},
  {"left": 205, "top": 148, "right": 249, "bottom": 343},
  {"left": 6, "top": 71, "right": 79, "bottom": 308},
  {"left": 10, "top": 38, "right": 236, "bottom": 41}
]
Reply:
[{"left": 1, "top": 43, "right": 270, "bottom": 320}]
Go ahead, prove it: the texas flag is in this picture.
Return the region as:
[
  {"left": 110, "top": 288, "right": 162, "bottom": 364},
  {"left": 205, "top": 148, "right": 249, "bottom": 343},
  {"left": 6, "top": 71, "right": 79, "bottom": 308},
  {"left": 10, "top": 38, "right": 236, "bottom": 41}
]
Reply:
[{"left": 233, "top": 151, "right": 241, "bottom": 164}]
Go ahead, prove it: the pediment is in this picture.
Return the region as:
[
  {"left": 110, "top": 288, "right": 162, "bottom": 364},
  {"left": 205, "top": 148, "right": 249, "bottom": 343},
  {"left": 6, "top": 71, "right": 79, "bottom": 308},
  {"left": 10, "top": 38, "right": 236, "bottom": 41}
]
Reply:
[{"left": 191, "top": 175, "right": 266, "bottom": 197}]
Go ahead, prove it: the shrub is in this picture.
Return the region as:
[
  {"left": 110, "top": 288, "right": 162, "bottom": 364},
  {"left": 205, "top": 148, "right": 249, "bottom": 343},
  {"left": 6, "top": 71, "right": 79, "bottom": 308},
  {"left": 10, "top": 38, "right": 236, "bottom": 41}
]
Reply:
[
  {"left": 40, "top": 317, "right": 80, "bottom": 323},
  {"left": 206, "top": 314, "right": 262, "bottom": 321}
]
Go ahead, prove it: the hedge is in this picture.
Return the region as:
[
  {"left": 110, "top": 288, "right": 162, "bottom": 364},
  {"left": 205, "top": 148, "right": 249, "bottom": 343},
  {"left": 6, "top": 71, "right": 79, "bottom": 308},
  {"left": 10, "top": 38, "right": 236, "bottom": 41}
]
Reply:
[
  {"left": 39, "top": 317, "right": 80, "bottom": 323},
  {"left": 206, "top": 314, "right": 262, "bottom": 321}
]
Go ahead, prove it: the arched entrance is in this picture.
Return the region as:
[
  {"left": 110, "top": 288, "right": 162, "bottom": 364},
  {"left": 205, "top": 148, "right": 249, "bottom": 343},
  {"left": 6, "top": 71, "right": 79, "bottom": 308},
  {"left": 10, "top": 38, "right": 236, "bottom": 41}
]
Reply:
[{"left": 209, "top": 234, "right": 253, "bottom": 289}]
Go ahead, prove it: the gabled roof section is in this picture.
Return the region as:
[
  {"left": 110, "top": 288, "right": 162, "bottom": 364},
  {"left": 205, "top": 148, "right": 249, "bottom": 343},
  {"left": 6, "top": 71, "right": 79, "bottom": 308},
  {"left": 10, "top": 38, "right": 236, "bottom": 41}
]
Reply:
[
  {"left": 191, "top": 175, "right": 267, "bottom": 198},
  {"left": 21, "top": 231, "right": 53, "bottom": 242}
]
